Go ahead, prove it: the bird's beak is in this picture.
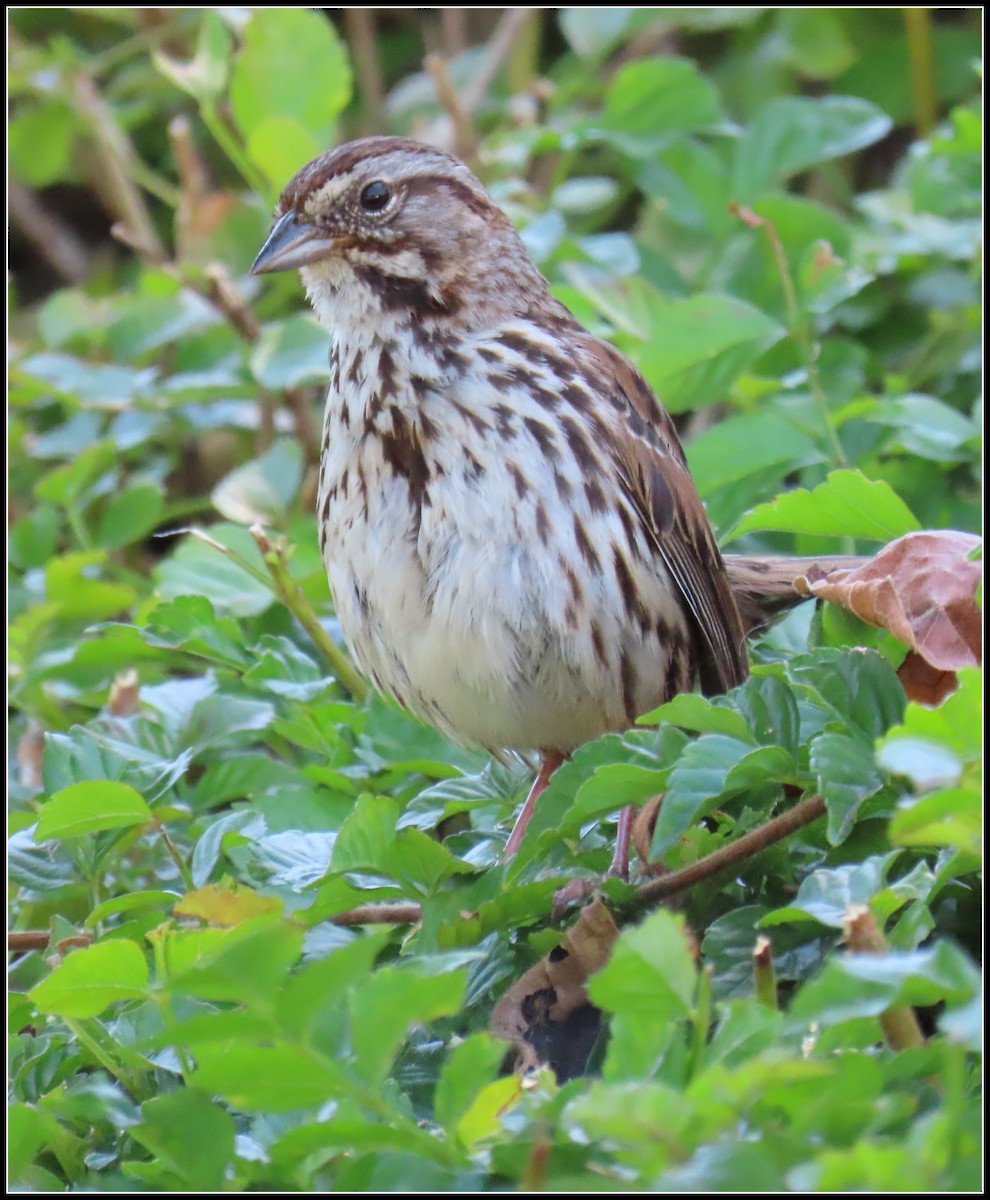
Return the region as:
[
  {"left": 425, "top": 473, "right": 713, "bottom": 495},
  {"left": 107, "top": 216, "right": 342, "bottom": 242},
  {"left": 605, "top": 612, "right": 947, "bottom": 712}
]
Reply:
[{"left": 251, "top": 211, "right": 337, "bottom": 275}]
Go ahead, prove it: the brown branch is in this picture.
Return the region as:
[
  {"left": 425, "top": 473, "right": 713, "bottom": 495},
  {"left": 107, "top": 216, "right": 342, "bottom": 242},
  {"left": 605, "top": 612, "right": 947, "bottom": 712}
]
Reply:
[
  {"left": 843, "top": 904, "right": 926, "bottom": 1050},
  {"left": 202, "top": 263, "right": 262, "bottom": 342},
  {"left": 460, "top": 8, "right": 535, "bottom": 115},
  {"left": 9, "top": 179, "right": 90, "bottom": 284},
  {"left": 441, "top": 8, "right": 469, "bottom": 57},
  {"left": 343, "top": 9, "right": 386, "bottom": 133},
  {"left": 330, "top": 903, "right": 424, "bottom": 927},
  {"left": 424, "top": 52, "right": 475, "bottom": 162},
  {"left": 635, "top": 794, "right": 827, "bottom": 905},
  {"left": 71, "top": 70, "right": 164, "bottom": 262}
]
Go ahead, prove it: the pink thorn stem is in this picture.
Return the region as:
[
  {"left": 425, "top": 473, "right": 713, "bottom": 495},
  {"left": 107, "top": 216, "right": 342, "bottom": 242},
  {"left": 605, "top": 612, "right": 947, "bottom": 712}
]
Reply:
[{"left": 503, "top": 750, "right": 565, "bottom": 858}]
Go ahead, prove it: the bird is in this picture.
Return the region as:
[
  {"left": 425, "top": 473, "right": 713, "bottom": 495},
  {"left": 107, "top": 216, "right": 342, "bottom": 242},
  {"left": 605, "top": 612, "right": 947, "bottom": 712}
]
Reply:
[{"left": 251, "top": 136, "right": 749, "bottom": 864}]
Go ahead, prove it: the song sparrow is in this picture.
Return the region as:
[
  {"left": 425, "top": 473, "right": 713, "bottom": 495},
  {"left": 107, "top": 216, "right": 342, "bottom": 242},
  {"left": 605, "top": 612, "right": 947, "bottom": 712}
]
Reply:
[{"left": 252, "top": 136, "right": 749, "bottom": 859}]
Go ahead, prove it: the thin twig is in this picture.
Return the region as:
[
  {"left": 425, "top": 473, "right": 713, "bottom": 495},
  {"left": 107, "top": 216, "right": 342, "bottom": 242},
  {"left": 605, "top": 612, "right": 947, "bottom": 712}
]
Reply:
[
  {"left": 344, "top": 8, "right": 386, "bottom": 133},
  {"left": 251, "top": 524, "right": 368, "bottom": 702},
  {"left": 71, "top": 70, "right": 165, "bottom": 262},
  {"left": 730, "top": 204, "right": 848, "bottom": 470},
  {"left": 424, "top": 52, "right": 476, "bottom": 161},
  {"left": 9, "top": 179, "right": 90, "bottom": 284},
  {"left": 843, "top": 904, "right": 926, "bottom": 1050},
  {"left": 903, "top": 7, "right": 937, "bottom": 137},
  {"left": 635, "top": 794, "right": 827, "bottom": 905},
  {"left": 441, "top": 8, "right": 468, "bottom": 58},
  {"left": 331, "top": 903, "right": 424, "bottom": 927},
  {"left": 461, "top": 8, "right": 535, "bottom": 114},
  {"left": 203, "top": 263, "right": 262, "bottom": 341}
]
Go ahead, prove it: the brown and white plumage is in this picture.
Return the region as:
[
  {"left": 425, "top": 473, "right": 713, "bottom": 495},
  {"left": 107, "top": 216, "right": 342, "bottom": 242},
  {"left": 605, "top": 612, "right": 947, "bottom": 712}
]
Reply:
[{"left": 253, "top": 137, "right": 748, "bottom": 852}]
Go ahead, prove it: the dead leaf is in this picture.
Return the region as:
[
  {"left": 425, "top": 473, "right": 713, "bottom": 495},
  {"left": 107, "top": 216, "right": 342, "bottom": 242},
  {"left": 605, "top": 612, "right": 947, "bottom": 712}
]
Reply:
[
  {"left": 490, "top": 897, "right": 619, "bottom": 1080},
  {"left": 108, "top": 669, "right": 140, "bottom": 717},
  {"left": 174, "top": 882, "right": 284, "bottom": 927},
  {"left": 797, "top": 530, "right": 981, "bottom": 701},
  {"left": 17, "top": 720, "right": 45, "bottom": 789}
]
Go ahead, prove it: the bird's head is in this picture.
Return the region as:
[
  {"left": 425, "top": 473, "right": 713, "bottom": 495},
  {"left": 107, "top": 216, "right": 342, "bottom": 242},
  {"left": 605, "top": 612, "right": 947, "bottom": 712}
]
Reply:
[{"left": 252, "top": 136, "right": 547, "bottom": 329}]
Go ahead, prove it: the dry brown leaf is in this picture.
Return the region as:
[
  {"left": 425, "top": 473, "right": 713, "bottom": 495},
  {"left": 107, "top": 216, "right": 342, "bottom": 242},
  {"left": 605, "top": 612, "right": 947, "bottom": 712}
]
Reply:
[
  {"left": 108, "top": 669, "right": 141, "bottom": 717},
  {"left": 797, "top": 530, "right": 981, "bottom": 701},
  {"left": 490, "top": 897, "right": 619, "bottom": 1079}
]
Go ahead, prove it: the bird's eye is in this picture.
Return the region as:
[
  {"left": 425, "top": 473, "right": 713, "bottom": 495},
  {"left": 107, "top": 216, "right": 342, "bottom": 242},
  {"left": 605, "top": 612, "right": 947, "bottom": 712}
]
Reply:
[{"left": 360, "top": 180, "right": 391, "bottom": 213}]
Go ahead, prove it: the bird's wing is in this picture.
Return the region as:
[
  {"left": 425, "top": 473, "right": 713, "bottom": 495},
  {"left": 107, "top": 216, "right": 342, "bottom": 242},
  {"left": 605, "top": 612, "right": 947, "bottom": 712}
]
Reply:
[{"left": 589, "top": 339, "right": 749, "bottom": 696}]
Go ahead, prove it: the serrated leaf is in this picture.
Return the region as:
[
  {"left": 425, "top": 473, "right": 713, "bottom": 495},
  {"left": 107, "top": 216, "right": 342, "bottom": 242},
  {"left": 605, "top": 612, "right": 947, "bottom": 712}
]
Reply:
[
  {"left": 191, "top": 1043, "right": 348, "bottom": 1111},
  {"left": 810, "top": 731, "right": 885, "bottom": 844},
  {"left": 231, "top": 8, "right": 351, "bottom": 182},
  {"left": 97, "top": 484, "right": 165, "bottom": 550},
  {"left": 652, "top": 735, "right": 792, "bottom": 857},
  {"left": 350, "top": 964, "right": 468, "bottom": 1085},
  {"left": 601, "top": 57, "right": 721, "bottom": 139},
  {"left": 35, "top": 781, "right": 152, "bottom": 841},
  {"left": 212, "top": 439, "right": 304, "bottom": 525},
  {"left": 30, "top": 940, "right": 149, "bottom": 1017},
  {"left": 131, "top": 1091, "right": 235, "bottom": 1192},
  {"left": 640, "top": 692, "right": 754, "bottom": 741},
  {"left": 726, "top": 470, "right": 921, "bottom": 543},
  {"left": 734, "top": 96, "right": 893, "bottom": 201},
  {"left": 617, "top": 293, "right": 784, "bottom": 413},
  {"left": 588, "top": 909, "right": 697, "bottom": 1019}
]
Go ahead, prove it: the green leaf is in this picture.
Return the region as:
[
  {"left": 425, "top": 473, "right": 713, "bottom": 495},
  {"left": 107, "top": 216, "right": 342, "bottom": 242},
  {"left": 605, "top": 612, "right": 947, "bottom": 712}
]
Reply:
[
  {"left": 153, "top": 9, "right": 230, "bottom": 101},
  {"left": 685, "top": 411, "right": 822, "bottom": 495},
  {"left": 434, "top": 1033, "right": 506, "bottom": 1137},
  {"left": 45, "top": 551, "right": 137, "bottom": 620},
  {"left": 168, "top": 919, "right": 303, "bottom": 1004},
  {"left": 30, "top": 940, "right": 149, "bottom": 1017},
  {"left": 787, "top": 648, "right": 906, "bottom": 742},
  {"left": 97, "top": 484, "right": 165, "bottom": 549},
  {"left": 230, "top": 8, "right": 351, "bottom": 178},
  {"left": 212, "top": 438, "right": 304, "bottom": 525},
  {"left": 131, "top": 1091, "right": 235, "bottom": 1192},
  {"left": 810, "top": 731, "right": 886, "bottom": 844},
  {"left": 877, "top": 667, "right": 981, "bottom": 766},
  {"left": 588, "top": 909, "right": 698, "bottom": 1020},
  {"left": 601, "top": 57, "right": 721, "bottom": 139},
  {"left": 889, "top": 787, "right": 982, "bottom": 858},
  {"left": 249, "top": 316, "right": 331, "bottom": 389},
  {"left": 10, "top": 503, "right": 60, "bottom": 569},
  {"left": 35, "top": 780, "right": 153, "bottom": 840},
  {"left": 652, "top": 736, "right": 793, "bottom": 857},
  {"left": 85, "top": 890, "right": 180, "bottom": 928},
  {"left": 155, "top": 525, "right": 274, "bottom": 617},
  {"left": 558, "top": 7, "right": 639, "bottom": 58},
  {"left": 869, "top": 393, "right": 980, "bottom": 463},
  {"left": 276, "top": 930, "right": 390, "bottom": 1038},
  {"left": 639, "top": 693, "right": 754, "bottom": 741},
  {"left": 733, "top": 96, "right": 893, "bottom": 201},
  {"left": 349, "top": 963, "right": 468, "bottom": 1085},
  {"left": 8, "top": 99, "right": 78, "bottom": 187},
  {"left": 8, "top": 1103, "right": 57, "bottom": 1182},
  {"left": 144, "top": 594, "right": 249, "bottom": 668},
  {"left": 763, "top": 856, "right": 891, "bottom": 929},
  {"left": 191, "top": 1042, "right": 348, "bottom": 1111},
  {"left": 246, "top": 117, "right": 323, "bottom": 196},
  {"left": 791, "top": 939, "right": 980, "bottom": 1027},
  {"left": 618, "top": 293, "right": 784, "bottom": 413},
  {"left": 725, "top": 469, "right": 921, "bottom": 543}
]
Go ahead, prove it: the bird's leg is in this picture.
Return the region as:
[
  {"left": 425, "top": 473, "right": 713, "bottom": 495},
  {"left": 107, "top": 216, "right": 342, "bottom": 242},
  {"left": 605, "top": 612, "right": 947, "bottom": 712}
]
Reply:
[
  {"left": 503, "top": 750, "right": 565, "bottom": 858},
  {"left": 607, "top": 803, "right": 634, "bottom": 880}
]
